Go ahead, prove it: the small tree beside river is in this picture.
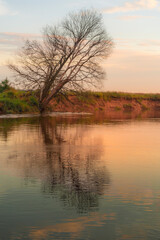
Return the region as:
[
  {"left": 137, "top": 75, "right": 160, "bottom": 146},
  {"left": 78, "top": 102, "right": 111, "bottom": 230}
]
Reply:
[{"left": 9, "top": 9, "right": 113, "bottom": 113}]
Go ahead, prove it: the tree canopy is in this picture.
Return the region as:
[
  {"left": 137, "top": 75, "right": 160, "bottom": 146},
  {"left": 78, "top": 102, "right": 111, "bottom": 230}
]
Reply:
[{"left": 9, "top": 9, "right": 113, "bottom": 113}]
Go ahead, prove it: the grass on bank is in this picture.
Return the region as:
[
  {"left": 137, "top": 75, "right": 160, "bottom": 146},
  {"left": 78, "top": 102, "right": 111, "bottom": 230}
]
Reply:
[
  {"left": 0, "top": 80, "right": 39, "bottom": 114},
  {"left": 69, "top": 91, "right": 160, "bottom": 101}
]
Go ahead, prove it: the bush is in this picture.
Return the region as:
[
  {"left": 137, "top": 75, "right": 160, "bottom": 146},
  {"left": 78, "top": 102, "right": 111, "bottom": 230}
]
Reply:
[
  {"left": 6, "top": 91, "right": 16, "bottom": 98},
  {"left": 0, "top": 79, "right": 10, "bottom": 93},
  {"left": 0, "top": 81, "right": 39, "bottom": 114},
  {"left": 0, "top": 98, "right": 30, "bottom": 113},
  {"left": 29, "top": 96, "right": 39, "bottom": 107}
]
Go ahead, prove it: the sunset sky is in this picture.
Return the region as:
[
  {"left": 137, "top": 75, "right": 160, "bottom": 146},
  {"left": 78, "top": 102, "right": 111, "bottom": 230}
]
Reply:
[{"left": 0, "top": 0, "right": 160, "bottom": 92}]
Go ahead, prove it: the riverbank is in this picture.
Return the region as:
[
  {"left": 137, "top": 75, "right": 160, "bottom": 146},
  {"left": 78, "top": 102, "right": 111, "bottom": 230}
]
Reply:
[
  {"left": 0, "top": 88, "right": 160, "bottom": 115},
  {"left": 49, "top": 92, "right": 160, "bottom": 116}
]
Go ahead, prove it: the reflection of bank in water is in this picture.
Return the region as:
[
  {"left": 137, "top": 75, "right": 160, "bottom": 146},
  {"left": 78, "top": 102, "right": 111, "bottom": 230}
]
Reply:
[{"left": 1, "top": 116, "right": 110, "bottom": 213}]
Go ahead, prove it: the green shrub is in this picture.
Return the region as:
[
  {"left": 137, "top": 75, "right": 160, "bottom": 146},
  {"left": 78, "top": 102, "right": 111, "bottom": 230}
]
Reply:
[
  {"left": 6, "top": 91, "right": 16, "bottom": 98},
  {"left": 0, "top": 79, "right": 10, "bottom": 93},
  {"left": 29, "top": 96, "right": 39, "bottom": 107},
  {"left": 0, "top": 98, "right": 31, "bottom": 113}
]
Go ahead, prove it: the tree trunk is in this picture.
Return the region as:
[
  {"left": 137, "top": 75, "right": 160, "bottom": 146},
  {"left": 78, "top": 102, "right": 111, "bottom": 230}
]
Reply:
[{"left": 39, "top": 103, "right": 46, "bottom": 114}]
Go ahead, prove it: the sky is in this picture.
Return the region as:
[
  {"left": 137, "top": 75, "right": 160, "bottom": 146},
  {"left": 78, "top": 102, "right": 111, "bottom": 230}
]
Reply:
[{"left": 0, "top": 0, "right": 160, "bottom": 93}]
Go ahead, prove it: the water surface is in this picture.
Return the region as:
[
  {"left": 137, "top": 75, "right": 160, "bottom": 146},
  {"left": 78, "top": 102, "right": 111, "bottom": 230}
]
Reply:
[{"left": 0, "top": 114, "right": 160, "bottom": 239}]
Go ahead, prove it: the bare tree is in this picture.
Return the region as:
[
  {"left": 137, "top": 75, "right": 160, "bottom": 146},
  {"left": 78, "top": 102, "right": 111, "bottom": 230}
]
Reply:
[{"left": 9, "top": 9, "right": 113, "bottom": 113}]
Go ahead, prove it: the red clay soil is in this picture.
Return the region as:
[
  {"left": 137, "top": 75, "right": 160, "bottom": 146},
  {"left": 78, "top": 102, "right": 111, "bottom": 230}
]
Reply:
[{"left": 49, "top": 95, "right": 160, "bottom": 117}]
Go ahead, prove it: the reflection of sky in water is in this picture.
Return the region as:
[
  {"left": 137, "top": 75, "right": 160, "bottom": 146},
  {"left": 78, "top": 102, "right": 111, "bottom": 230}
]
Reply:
[{"left": 0, "top": 116, "right": 160, "bottom": 239}]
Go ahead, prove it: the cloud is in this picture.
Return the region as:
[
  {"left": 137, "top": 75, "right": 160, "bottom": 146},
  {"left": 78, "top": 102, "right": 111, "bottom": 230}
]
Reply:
[
  {"left": 115, "top": 38, "right": 160, "bottom": 51},
  {"left": 139, "top": 39, "right": 160, "bottom": 46},
  {"left": 0, "top": 32, "right": 42, "bottom": 47},
  {"left": 0, "top": 0, "right": 17, "bottom": 16},
  {"left": 3, "top": 32, "right": 42, "bottom": 38},
  {"left": 0, "top": 32, "right": 43, "bottom": 66},
  {"left": 118, "top": 15, "right": 154, "bottom": 20},
  {"left": 104, "top": 0, "right": 158, "bottom": 13}
]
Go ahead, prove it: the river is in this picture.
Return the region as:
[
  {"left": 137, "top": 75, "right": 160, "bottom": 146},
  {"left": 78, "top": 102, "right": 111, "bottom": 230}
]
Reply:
[{"left": 0, "top": 113, "right": 160, "bottom": 239}]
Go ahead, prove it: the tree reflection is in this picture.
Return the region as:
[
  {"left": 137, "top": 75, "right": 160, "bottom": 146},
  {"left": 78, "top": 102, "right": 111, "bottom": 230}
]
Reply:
[
  {"left": 1, "top": 116, "right": 110, "bottom": 213},
  {"left": 39, "top": 117, "right": 110, "bottom": 213}
]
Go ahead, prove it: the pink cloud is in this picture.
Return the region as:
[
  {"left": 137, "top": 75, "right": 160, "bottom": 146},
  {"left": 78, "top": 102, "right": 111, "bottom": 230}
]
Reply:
[
  {"left": 138, "top": 39, "right": 160, "bottom": 46},
  {"left": 104, "top": 0, "right": 158, "bottom": 13},
  {"left": 2, "top": 32, "right": 42, "bottom": 38},
  {"left": 0, "top": 32, "right": 42, "bottom": 48},
  {"left": 118, "top": 15, "right": 154, "bottom": 20}
]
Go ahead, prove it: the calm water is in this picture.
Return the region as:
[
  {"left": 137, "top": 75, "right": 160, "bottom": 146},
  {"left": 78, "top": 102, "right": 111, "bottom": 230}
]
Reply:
[{"left": 0, "top": 113, "right": 160, "bottom": 240}]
